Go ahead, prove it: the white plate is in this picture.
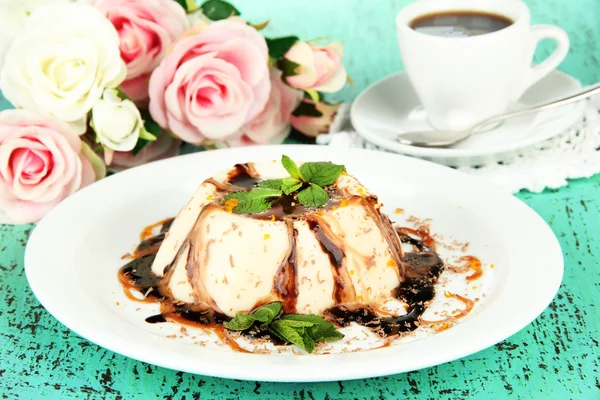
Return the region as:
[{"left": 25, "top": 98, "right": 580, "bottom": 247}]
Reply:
[
  {"left": 351, "top": 70, "right": 585, "bottom": 167},
  {"left": 25, "top": 145, "right": 563, "bottom": 382}
]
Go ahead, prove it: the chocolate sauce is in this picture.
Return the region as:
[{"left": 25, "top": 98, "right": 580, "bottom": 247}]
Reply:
[
  {"left": 325, "top": 233, "right": 444, "bottom": 336},
  {"left": 307, "top": 220, "right": 344, "bottom": 268},
  {"left": 227, "top": 163, "right": 260, "bottom": 189},
  {"left": 118, "top": 218, "right": 447, "bottom": 343},
  {"left": 306, "top": 218, "right": 357, "bottom": 304},
  {"left": 119, "top": 254, "right": 162, "bottom": 295},
  {"left": 273, "top": 222, "right": 299, "bottom": 313},
  {"left": 160, "top": 218, "right": 174, "bottom": 233},
  {"left": 145, "top": 314, "right": 167, "bottom": 324},
  {"left": 135, "top": 234, "right": 166, "bottom": 258}
]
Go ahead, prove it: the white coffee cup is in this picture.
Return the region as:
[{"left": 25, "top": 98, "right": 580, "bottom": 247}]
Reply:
[{"left": 396, "top": 0, "right": 570, "bottom": 131}]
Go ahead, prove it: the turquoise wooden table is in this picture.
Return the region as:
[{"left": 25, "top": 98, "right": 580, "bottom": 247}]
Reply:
[{"left": 1, "top": 1, "right": 599, "bottom": 399}]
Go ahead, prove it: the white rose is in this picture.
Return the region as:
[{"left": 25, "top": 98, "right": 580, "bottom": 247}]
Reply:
[
  {"left": 0, "top": 0, "right": 73, "bottom": 70},
  {"left": 0, "top": 3, "right": 126, "bottom": 134},
  {"left": 91, "top": 89, "right": 148, "bottom": 152}
]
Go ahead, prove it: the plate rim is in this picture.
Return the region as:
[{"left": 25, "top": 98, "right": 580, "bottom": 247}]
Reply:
[
  {"left": 24, "top": 145, "right": 564, "bottom": 382},
  {"left": 350, "top": 70, "right": 585, "bottom": 158}
]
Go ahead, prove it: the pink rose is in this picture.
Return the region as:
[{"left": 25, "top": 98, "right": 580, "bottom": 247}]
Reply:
[
  {"left": 108, "top": 132, "right": 181, "bottom": 172},
  {"left": 0, "top": 110, "right": 98, "bottom": 224},
  {"left": 228, "top": 68, "right": 302, "bottom": 146},
  {"left": 291, "top": 100, "right": 341, "bottom": 138},
  {"left": 285, "top": 41, "right": 347, "bottom": 93},
  {"left": 149, "top": 20, "right": 270, "bottom": 144},
  {"left": 90, "top": 0, "right": 189, "bottom": 101}
]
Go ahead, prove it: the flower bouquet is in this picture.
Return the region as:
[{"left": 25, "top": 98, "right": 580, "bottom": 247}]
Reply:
[{"left": 0, "top": 0, "right": 348, "bottom": 224}]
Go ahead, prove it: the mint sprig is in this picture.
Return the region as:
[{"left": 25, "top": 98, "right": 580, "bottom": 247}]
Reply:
[
  {"left": 223, "top": 302, "right": 281, "bottom": 331},
  {"left": 269, "top": 320, "right": 316, "bottom": 353},
  {"left": 225, "top": 155, "right": 346, "bottom": 214},
  {"left": 225, "top": 188, "right": 282, "bottom": 214},
  {"left": 282, "top": 314, "right": 345, "bottom": 342},
  {"left": 223, "top": 302, "right": 344, "bottom": 353}
]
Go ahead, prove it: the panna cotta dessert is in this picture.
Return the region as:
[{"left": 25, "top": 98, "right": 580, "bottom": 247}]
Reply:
[
  {"left": 119, "top": 155, "right": 446, "bottom": 353},
  {"left": 151, "top": 156, "right": 404, "bottom": 317}
]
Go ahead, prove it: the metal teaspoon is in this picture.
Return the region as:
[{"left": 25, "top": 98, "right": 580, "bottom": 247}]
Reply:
[{"left": 396, "top": 83, "right": 600, "bottom": 148}]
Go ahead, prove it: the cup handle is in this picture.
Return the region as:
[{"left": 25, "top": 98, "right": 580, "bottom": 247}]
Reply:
[{"left": 523, "top": 25, "right": 570, "bottom": 91}]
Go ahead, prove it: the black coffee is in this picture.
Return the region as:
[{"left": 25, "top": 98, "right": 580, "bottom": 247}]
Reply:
[{"left": 410, "top": 11, "right": 513, "bottom": 37}]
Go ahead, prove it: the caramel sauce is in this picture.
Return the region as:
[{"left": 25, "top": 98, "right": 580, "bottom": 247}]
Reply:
[
  {"left": 140, "top": 218, "right": 174, "bottom": 241},
  {"left": 397, "top": 226, "right": 435, "bottom": 248},
  {"left": 420, "top": 292, "right": 475, "bottom": 327},
  {"left": 462, "top": 255, "right": 483, "bottom": 281},
  {"left": 118, "top": 206, "right": 461, "bottom": 350}
]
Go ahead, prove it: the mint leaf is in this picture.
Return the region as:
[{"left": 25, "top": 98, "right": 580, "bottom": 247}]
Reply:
[
  {"left": 268, "top": 320, "right": 315, "bottom": 353},
  {"left": 274, "top": 320, "right": 314, "bottom": 328},
  {"left": 266, "top": 36, "right": 298, "bottom": 60},
  {"left": 282, "top": 314, "right": 344, "bottom": 342},
  {"left": 223, "top": 314, "right": 255, "bottom": 331},
  {"left": 257, "top": 179, "right": 283, "bottom": 191},
  {"left": 225, "top": 188, "right": 282, "bottom": 214},
  {"left": 300, "top": 162, "right": 346, "bottom": 187},
  {"left": 281, "top": 177, "right": 303, "bottom": 195},
  {"left": 200, "top": 0, "right": 240, "bottom": 20},
  {"left": 281, "top": 155, "right": 303, "bottom": 180},
  {"left": 251, "top": 302, "right": 282, "bottom": 325},
  {"left": 260, "top": 177, "right": 302, "bottom": 195},
  {"left": 224, "top": 191, "right": 248, "bottom": 201},
  {"left": 297, "top": 184, "right": 329, "bottom": 208}
]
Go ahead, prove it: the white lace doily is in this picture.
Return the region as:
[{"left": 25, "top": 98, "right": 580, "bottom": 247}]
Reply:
[{"left": 318, "top": 97, "right": 600, "bottom": 194}]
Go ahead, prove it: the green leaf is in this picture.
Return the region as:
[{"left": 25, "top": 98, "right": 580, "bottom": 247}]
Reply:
[
  {"left": 185, "top": 0, "right": 199, "bottom": 13},
  {"left": 281, "top": 155, "right": 303, "bottom": 180},
  {"left": 200, "top": 0, "right": 240, "bottom": 20},
  {"left": 268, "top": 320, "right": 315, "bottom": 353},
  {"left": 225, "top": 188, "right": 282, "bottom": 214},
  {"left": 257, "top": 179, "right": 283, "bottom": 191},
  {"left": 138, "top": 126, "right": 157, "bottom": 142},
  {"left": 266, "top": 36, "right": 299, "bottom": 60},
  {"left": 223, "top": 314, "right": 255, "bottom": 331},
  {"left": 249, "top": 20, "right": 270, "bottom": 31},
  {"left": 281, "top": 177, "right": 303, "bottom": 195},
  {"left": 292, "top": 100, "right": 324, "bottom": 118},
  {"left": 305, "top": 89, "right": 320, "bottom": 103},
  {"left": 282, "top": 314, "right": 344, "bottom": 342},
  {"left": 116, "top": 87, "right": 130, "bottom": 101},
  {"left": 297, "top": 184, "right": 329, "bottom": 208},
  {"left": 281, "top": 58, "right": 301, "bottom": 78},
  {"left": 251, "top": 302, "right": 282, "bottom": 325},
  {"left": 300, "top": 331, "right": 315, "bottom": 353},
  {"left": 275, "top": 320, "right": 314, "bottom": 328},
  {"left": 132, "top": 111, "right": 162, "bottom": 155},
  {"left": 299, "top": 162, "right": 346, "bottom": 187}
]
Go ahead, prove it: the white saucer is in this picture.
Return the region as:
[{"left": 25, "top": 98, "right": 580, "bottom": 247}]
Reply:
[{"left": 351, "top": 70, "right": 586, "bottom": 167}]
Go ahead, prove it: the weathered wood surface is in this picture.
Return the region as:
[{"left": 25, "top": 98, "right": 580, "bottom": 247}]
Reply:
[{"left": 1, "top": 0, "right": 599, "bottom": 398}]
